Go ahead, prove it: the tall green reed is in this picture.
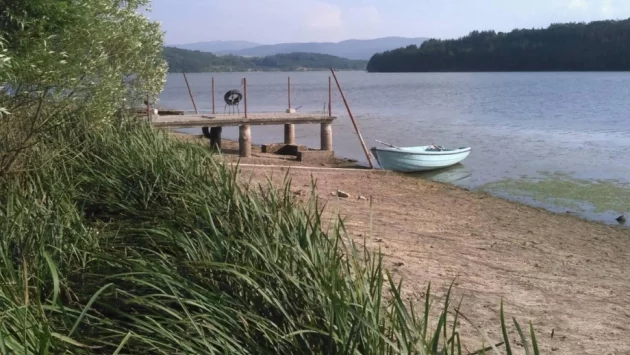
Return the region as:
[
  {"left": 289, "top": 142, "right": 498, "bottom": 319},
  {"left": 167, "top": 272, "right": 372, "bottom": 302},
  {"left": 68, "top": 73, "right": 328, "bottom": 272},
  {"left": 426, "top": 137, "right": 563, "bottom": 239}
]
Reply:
[{"left": 0, "top": 118, "right": 540, "bottom": 354}]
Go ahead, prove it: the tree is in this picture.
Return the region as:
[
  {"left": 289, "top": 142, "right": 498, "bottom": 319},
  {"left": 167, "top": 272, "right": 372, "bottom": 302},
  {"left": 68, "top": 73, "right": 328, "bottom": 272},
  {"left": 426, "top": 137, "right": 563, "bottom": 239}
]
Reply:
[{"left": 0, "top": 0, "right": 167, "bottom": 174}]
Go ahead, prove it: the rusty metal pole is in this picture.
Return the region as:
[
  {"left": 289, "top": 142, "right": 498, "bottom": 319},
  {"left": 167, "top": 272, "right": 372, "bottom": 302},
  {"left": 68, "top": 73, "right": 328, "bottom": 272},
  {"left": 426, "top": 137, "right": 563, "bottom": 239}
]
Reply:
[
  {"left": 183, "top": 72, "right": 199, "bottom": 115},
  {"left": 328, "top": 76, "right": 332, "bottom": 117},
  {"left": 330, "top": 67, "right": 374, "bottom": 169},
  {"left": 211, "top": 77, "right": 215, "bottom": 114},
  {"left": 243, "top": 77, "right": 247, "bottom": 118}
]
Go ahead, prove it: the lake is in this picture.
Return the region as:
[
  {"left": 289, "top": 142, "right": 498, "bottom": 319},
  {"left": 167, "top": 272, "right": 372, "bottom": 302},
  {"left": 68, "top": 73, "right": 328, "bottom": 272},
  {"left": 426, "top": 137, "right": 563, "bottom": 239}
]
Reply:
[{"left": 158, "top": 71, "right": 630, "bottom": 225}]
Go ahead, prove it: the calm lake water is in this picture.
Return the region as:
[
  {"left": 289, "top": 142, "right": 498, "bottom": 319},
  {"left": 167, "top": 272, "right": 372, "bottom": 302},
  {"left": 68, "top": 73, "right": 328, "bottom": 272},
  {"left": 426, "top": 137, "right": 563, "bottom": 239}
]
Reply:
[{"left": 158, "top": 71, "right": 630, "bottom": 225}]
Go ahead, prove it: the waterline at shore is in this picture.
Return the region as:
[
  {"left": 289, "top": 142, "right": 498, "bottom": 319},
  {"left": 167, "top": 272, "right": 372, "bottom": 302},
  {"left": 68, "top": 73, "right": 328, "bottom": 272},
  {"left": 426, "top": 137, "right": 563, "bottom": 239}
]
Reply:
[{"left": 171, "top": 130, "right": 629, "bottom": 227}]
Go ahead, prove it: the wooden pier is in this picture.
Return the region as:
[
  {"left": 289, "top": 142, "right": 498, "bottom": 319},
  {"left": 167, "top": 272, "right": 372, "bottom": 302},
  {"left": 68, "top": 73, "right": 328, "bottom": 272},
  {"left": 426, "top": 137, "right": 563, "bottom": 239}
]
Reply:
[
  {"left": 146, "top": 71, "right": 376, "bottom": 166},
  {"left": 151, "top": 112, "right": 336, "bottom": 158}
]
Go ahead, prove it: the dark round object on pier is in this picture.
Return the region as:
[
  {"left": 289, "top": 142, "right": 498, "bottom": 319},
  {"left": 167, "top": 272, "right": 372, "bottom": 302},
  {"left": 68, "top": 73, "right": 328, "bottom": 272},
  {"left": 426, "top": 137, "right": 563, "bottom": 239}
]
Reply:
[{"left": 224, "top": 90, "right": 243, "bottom": 106}]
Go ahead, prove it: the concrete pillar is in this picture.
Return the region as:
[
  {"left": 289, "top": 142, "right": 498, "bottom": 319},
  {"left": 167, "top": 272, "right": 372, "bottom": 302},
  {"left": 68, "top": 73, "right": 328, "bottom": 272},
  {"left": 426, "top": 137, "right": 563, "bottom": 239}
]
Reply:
[
  {"left": 284, "top": 124, "right": 295, "bottom": 145},
  {"left": 239, "top": 124, "right": 251, "bottom": 158},
  {"left": 320, "top": 122, "right": 332, "bottom": 151}
]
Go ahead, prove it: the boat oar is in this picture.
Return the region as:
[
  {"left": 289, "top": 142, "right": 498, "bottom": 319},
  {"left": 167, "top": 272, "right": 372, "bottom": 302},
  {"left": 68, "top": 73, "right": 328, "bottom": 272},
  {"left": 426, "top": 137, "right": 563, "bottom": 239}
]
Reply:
[{"left": 375, "top": 139, "right": 402, "bottom": 149}]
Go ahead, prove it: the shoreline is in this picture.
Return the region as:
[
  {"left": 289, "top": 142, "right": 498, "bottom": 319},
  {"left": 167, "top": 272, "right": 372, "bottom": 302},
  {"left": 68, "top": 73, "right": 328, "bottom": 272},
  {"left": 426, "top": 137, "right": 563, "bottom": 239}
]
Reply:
[
  {"left": 236, "top": 168, "right": 630, "bottom": 355},
  {"left": 169, "top": 130, "right": 627, "bottom": 229},
  {"left": 168, "top": 132, "right": 630, "bottom": 354},
  {"left": 169, "top": 129, "right": 630, "bottom": 354}
]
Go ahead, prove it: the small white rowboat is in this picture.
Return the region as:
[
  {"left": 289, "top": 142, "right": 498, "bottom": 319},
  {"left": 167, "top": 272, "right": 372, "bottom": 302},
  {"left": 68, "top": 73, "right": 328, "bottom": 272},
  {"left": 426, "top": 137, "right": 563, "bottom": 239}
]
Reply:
[{"left": 370, "top": 140, "right": 471, "bottom": 173}]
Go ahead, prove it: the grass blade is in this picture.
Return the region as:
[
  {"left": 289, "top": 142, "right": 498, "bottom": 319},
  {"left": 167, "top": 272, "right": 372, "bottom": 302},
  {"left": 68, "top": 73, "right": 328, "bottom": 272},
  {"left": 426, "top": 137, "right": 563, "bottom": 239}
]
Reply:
[
  {"left": 513, "top": 317, "right": 531, "bottom": 355},
  {"left": 113, "top": 332, "right": 133, "bottom": 355},
  {"left": 69, "top": 283, "right": 114, "bottom": 336},
  {"left": 42, "top": 251, "right": 60, "bottom": 306},
  {"left": 500, "top": 299, "right": 513, "bottom": 355},
  {"left": 530, "top": 322, "right": 540, "bottom": 355}
]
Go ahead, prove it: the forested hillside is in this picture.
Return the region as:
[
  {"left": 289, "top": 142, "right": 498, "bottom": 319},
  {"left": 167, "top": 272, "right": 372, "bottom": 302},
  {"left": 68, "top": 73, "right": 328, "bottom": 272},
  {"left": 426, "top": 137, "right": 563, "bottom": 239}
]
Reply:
[
  {"left": 367, "top": 18, "right": 630, "bottom": 72},
  {"left": 163, "top": 47, "right": 367, "bottom": 72}
]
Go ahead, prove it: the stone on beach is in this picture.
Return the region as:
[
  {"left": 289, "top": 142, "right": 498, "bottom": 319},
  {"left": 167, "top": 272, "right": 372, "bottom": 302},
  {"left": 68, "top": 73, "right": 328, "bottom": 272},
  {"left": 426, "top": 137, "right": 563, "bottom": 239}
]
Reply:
[{"left": 336, "top": 190, "right": 350, "bottom": 198}]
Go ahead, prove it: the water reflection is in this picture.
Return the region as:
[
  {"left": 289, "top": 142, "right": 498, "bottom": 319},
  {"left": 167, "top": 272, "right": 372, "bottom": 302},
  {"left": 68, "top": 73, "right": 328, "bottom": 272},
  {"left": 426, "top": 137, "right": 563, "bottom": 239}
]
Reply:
[{"left": 406, "top": 164, "right": 472, "bottom": 185}]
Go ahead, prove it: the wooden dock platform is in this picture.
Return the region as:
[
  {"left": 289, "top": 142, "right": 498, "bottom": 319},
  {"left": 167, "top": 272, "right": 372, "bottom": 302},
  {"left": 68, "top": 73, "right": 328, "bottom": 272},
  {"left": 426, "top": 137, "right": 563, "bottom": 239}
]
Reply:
[
  {"left": 150, "top": 112, "right": 336, "bottom": 158},
  {"left": 144, "top": 73, "right": 350, "bottom": 161},
  {"left": 151, "top": 112, "right": 335, "bottom": 128}
]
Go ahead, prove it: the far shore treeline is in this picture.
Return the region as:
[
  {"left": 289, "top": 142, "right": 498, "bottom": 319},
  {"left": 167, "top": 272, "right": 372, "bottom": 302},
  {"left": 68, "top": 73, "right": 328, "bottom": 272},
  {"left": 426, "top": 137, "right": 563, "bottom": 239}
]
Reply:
[
  {"left": 163, "top": 47, "right": 367, "bottom": 72},
  {"left": 367, "top": 18, "right": 630, "bottom": 72}
]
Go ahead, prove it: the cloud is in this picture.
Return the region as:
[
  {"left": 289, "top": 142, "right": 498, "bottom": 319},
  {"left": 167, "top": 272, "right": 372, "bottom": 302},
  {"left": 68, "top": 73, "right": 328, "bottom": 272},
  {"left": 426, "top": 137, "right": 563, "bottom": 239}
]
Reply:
[
  {"left": 567, "top": 0, "right": 589, "bottom": 11},
  {"left": 157, "top": 0, "right": 347, "bottom": 43},
  {"left": 600, "top": 0, "right": 615, "bottom": 15},
  {"left": 350, "top": 6, "right": 382, "bottom": 26},
  {"left": 153, "top": 0, "right": 630, "bottom": 45},
  {"left": 154, "top": 0, "right": 389, "bottom": 44},
  {"left": 306, "top": 2, "right": 343, "bottom": 31},
  {"left": 341, "top": 6, "right": 383, "bottom": 39},
  {"left": 562, "top": 0, "right": 630, "bottom": 15}
]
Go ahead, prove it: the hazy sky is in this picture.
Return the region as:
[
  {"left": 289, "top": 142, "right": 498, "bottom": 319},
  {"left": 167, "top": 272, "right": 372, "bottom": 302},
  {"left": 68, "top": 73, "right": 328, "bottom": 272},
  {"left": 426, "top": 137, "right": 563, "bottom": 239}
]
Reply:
[{"left": 145, "top": 0, "right": 630, "bottom": 45}]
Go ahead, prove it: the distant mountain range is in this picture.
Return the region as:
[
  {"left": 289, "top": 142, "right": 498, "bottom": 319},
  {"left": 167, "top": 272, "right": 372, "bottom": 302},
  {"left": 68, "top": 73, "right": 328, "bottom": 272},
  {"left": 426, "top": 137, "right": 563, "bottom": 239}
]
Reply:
[
  {"left": 173, "top": 40, "right": 261, "bottom": 53},
  {"left": 169, "top": 37, "right": 428, "bottom": 60}
]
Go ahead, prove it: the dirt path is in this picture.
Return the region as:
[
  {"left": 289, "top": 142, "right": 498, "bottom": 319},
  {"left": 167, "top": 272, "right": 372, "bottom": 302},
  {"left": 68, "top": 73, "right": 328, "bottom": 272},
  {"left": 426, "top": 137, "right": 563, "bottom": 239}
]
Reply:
[{"left": 238, "top": 166, "right": 630, "bottom": 355}]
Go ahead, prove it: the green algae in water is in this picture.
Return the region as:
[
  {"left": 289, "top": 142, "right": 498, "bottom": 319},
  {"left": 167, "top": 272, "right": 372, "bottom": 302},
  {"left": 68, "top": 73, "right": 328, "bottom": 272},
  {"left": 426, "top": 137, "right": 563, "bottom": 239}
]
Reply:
[{"left": 479, "top": 172, "right": 630, "bottom": 214}]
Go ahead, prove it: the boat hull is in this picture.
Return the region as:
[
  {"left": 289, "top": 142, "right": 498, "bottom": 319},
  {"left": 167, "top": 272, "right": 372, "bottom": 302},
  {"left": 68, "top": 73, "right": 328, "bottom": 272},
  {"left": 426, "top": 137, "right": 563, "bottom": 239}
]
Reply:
[{"left": 370, "top": 145, "right": 471, "bottom": 173}]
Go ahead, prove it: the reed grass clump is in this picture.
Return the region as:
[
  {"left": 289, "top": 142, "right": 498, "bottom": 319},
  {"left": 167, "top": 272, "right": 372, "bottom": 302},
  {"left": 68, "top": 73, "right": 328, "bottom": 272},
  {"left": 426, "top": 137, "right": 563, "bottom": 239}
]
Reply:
[{"left": 0, "top": 119, "right": 539, "bottom": 354}]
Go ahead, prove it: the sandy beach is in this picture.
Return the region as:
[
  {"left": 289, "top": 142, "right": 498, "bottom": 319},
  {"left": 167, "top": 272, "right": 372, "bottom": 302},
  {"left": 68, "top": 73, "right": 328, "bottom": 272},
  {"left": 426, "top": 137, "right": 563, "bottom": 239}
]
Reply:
[{"left": 174, "top": 132, "right": 630, "bottom": 355}]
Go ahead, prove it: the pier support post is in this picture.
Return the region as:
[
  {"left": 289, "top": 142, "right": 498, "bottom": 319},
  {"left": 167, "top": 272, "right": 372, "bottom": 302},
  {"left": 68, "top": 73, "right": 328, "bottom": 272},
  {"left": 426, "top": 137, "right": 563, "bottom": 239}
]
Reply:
[
  {"left": 239, "top": 124, "right": 251, "bottom": 158},
  {"left": 284, "top": 124, "right": 295, "bottom": 145},
  {"left": 201, "top": 126, "right": 223, "bottom": 151},
  {"left": 210, "top": 127, "right": 222, "bottom": 151},
  {"left": 320, "top": 122, "right": 332, "bottom": 151},
  {"left": 211, "top": 77, "right": 216, "bottom": 114}
]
